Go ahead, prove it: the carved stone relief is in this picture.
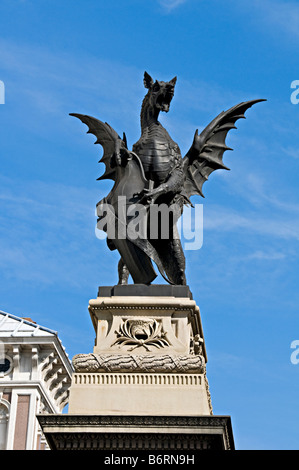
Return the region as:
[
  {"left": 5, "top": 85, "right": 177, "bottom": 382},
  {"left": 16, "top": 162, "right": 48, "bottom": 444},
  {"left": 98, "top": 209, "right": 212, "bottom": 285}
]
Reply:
[
  {"left": 72, "top": 353, "right": 205, "bottom": 374},
  {"left": 112, "top": 318, "right": 170, "bottom": 351}
]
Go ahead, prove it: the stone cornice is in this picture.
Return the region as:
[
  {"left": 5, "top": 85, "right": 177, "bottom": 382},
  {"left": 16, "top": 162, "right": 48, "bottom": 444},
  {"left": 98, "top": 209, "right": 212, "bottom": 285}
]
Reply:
[{"left": 37, "top": 414, "right": 234, "bottom": 450}]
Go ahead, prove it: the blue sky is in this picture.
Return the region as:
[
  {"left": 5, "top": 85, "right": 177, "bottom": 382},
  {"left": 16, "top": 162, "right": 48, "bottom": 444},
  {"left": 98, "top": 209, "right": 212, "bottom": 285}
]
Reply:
[{"left": 1, "top": 0, "right": 299, "bottom": 450}]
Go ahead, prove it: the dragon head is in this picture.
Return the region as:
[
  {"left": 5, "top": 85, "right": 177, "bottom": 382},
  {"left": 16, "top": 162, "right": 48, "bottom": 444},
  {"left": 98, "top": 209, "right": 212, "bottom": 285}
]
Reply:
[{"left": 143, "top": 71, "right": 177, "bottom": 113}]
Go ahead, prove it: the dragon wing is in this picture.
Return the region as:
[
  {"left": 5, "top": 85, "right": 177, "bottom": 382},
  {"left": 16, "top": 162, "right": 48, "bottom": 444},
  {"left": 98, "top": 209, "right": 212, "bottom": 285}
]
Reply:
[
  {"left": 69, "top": 113, "right": 127, "bottom": 181},
  {"left": 182, "top": 99, "right": 266, "bottom": 198}
]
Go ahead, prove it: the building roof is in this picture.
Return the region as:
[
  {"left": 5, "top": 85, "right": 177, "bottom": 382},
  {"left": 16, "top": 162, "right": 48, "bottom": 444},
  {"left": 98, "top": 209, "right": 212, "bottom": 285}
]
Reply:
[
  {"left": 0, "top": 309, "right": 73, "bottom": 373},
  {"left": 0, "top": 309, "right": 58, "bottom": 338}
]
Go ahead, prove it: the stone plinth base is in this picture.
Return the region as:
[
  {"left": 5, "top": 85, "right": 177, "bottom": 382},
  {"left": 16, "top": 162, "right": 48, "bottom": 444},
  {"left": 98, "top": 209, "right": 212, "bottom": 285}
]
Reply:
[
  {"left": 41, "top": 286, "right": 235, "bottom": 451},
  {"left": 97, "top": 284, "right": 193, "bottom": 298},
  {"left": 68, "top": 291, "right": 212, "bottom": 416},
  {"left": 37, "top": 415, "right": 234, "bottom": 451},
  {"left": 68, "top": 372, "right": 211, "bottom": 415}
]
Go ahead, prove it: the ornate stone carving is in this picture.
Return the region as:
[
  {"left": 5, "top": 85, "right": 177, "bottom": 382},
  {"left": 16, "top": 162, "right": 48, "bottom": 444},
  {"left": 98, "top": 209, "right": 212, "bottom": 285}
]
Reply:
[
  {"left": 72, "top": 353, "right": 205, "bottom": 374},
  {"left": 190, "top": 334, "right": 203, "bottom": 355},
  {"left": 50, "top": 431, "right": 221, "bottom": 450},
  {"left": 112, "top": 318, "right": 170, "bottom": 351},
  {"left": 0, "top": 404, "right": 8, "bottom": 423}
]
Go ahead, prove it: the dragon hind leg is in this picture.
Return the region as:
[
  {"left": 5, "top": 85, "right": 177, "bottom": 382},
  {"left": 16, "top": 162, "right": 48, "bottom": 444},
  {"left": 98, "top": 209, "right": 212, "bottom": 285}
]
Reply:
[
  {"left": 117, "top": 257, "right": 130, "bottom": 285},
  {"left": 151, "top": 237, "right": 186, "bottom": 286}
]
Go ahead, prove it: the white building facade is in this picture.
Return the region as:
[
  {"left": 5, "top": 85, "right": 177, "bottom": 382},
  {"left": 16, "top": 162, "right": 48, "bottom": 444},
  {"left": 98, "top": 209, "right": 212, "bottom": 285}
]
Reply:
[{"left": 0, "top": 310, "right": 73, "bottom": 450}]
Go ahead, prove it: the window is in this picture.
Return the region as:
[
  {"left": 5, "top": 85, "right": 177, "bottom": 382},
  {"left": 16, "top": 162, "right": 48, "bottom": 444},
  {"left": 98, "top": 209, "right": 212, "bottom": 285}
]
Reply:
[{"left": 0, "top": 356, "right": 13, "bottom": 376}]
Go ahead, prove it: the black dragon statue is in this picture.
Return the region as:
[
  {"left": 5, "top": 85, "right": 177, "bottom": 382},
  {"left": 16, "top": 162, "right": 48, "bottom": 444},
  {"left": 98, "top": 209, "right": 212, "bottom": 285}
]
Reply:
[{"left": 70, "top": 72, "right": 265, "bottom": 286}]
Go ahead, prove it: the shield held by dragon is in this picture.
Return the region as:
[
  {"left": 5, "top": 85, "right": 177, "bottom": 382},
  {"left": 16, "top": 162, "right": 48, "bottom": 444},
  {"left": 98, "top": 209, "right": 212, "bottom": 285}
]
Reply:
[{"left": 70, "top": 72, "right": 265, "bottom": 286}]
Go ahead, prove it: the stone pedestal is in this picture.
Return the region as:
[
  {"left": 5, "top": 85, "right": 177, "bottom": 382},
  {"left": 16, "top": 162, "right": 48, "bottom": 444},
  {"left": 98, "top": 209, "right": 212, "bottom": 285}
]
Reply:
[{"left": 38, "top": 285, "right": 235, "bottom": 451}]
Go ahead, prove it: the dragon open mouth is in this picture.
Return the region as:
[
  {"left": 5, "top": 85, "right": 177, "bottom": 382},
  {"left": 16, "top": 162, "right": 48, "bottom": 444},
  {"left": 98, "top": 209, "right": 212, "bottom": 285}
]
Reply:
[{"left": 156, "top": 92, "right": 174, "bottom": 112}]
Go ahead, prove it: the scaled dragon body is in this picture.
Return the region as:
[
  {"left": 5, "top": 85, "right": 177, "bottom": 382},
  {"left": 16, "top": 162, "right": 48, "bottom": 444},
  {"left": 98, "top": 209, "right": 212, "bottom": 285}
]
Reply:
[{"left": 70, "top": 72, "right": 265, "bottom": 286}]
